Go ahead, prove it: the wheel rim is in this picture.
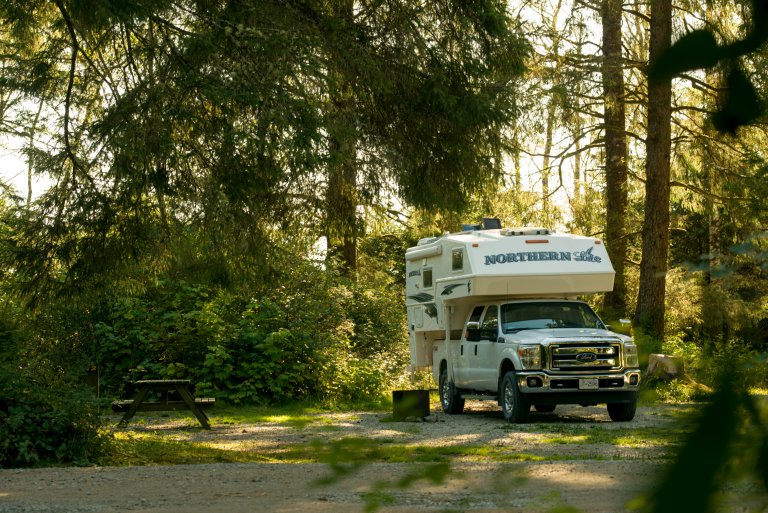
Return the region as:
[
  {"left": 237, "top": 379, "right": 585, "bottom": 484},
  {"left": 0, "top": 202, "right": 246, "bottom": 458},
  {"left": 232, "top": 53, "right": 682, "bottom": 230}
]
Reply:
[
  {"left": 441, "top": 376, "right": 450, "bottom": 408},
  {"left": 503, "top": 380, "right": 514, "bottom": 414}
]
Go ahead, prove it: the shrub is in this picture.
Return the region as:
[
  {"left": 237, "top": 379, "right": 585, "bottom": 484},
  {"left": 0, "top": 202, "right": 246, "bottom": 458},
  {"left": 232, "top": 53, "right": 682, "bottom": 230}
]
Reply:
[
  {"left": 89, "top": 263, "right": 409, "bottom": 405},
  {"left": 0, "top": 364, "right": 110, "bottom": 467}
]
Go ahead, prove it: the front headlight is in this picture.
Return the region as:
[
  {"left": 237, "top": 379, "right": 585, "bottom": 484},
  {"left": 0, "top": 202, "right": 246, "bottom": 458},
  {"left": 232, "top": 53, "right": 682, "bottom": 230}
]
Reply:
[
  {"left": 518, "top": 345, "right": 542, "bottom": 369},
  {"left": 624, "top": 343, "right": 639, "bottom": 368}
]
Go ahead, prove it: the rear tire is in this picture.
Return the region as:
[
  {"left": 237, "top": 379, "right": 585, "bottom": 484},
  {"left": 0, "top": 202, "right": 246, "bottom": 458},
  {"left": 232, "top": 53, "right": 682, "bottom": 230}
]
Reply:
[
  {"left": 607, "top": 400, "right": 637, "bottom": 422},
  {"left": 500, "top": 371, "right": 530, "bottom": 423},
  {"left": 439, "top": 369, "right": 465, "bottom": 414}
]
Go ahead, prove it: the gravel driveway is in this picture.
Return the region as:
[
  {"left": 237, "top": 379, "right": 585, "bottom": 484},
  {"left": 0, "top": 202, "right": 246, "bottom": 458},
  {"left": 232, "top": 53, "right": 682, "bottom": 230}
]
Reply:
[{"left": 0, "top": 401, "right": 758, "bottom": 513}]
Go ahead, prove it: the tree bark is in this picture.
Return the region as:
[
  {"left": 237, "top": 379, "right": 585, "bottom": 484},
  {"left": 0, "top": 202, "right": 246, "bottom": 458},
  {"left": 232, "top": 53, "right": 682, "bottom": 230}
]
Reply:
[
  {"left": 27, "top": 99, "right": 45, "bottom": 208},
  {"left": 540, "top": 0, "right": 563, "bottom": 225},
  {"left": 325, "top": 0, "right": 358, "bottom": 278},
  {"left": 541, "top": 97, "right": 556, "bottom": 220},
  {"left": 601, "top": 0, "right": 629, "bottom": 314},
  {"left": 635, "top": 0, "right": 672, "bottom": 343}
]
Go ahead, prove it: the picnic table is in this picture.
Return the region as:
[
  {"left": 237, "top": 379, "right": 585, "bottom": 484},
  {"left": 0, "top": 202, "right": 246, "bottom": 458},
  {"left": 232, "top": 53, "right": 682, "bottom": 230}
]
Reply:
[{"left": 112, "top": 379, "right": 214, "bottom": 429}]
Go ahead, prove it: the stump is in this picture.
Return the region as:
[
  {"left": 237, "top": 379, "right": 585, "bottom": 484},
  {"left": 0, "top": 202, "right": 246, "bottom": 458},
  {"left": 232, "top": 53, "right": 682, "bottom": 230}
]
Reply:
[{"left": 646, "top": 354, "right": 684, "bottom": 381}]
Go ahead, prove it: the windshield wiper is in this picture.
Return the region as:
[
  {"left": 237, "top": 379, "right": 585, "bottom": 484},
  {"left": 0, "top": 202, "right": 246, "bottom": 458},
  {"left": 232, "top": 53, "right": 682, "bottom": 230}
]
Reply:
[{"left": 505, "top": 327, "right": 538, "bottom": 333}]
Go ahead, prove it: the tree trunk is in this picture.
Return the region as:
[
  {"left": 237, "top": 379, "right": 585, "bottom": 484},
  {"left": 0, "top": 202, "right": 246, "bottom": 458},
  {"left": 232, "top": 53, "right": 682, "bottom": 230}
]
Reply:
[
  {"left": 703, "top": 1, "right": 720, "bottom": 286},
  {"left": 541, "top": 97, "right": 556, "bottom": 221},
  {"left": 601, "top": 0, "right": 629, "bottom": 315},
  {"left": 572, "top": 126, "right": 582, "bottom": 205},
  {"left": 635, "top": 0, "right": 672, "bottom": 344},
  {"left": 26, "top": 99, "right": 45, "bottom": 208},
  {"left": 540, "top": 0, "right": 563, "bottom": 226},
  {"left": 325, "top": 0, "right": 358, "bottom": 278},
  {"left": 326, "top": 115, "right": 358, "bottom": 276}
]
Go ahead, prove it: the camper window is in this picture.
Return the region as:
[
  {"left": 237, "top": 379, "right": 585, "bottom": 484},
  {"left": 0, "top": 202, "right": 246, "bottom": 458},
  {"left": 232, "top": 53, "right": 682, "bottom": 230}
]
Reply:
[
  {"left": 452, "top": 248, "right": 463, "bottom": 270},
  {"left": 422, "top": 268, "right": 433, "bottom": 288}
]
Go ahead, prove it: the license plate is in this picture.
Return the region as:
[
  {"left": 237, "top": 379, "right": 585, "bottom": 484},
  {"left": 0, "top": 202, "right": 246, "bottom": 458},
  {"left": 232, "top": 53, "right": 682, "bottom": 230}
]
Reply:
[{"left": 579, "top": 378, "right": 599, "bottom": 390}]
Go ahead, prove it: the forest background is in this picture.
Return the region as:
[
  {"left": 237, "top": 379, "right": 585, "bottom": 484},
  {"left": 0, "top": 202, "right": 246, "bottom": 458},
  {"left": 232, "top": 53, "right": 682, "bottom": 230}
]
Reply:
[{"left": 0, "top": 0, "right": 766, "bottom": 474}]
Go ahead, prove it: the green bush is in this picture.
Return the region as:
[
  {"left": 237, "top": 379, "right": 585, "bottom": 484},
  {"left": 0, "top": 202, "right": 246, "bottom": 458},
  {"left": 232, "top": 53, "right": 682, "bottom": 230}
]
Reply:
[
  {"left": 0, "top": 293, "right": 109, "bottom": 467},
  {"left": 89, "top": 264, "right": 409, "bottom": 405},
  {"left": 0, "top": 364, "right": 110, "bottom": 467}
]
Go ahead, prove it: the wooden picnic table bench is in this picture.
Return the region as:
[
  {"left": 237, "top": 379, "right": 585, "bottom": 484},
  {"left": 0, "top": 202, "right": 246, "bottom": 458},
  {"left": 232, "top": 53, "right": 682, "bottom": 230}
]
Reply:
[{"left": 112, "top": 379, "right": 214, "bottom": 429}]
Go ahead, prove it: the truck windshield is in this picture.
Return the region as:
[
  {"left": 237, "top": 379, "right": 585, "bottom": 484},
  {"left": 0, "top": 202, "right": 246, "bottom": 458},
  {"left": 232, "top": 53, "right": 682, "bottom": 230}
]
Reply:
[{"left": 501, "top": 302, "right": 606, "bottom": 332}]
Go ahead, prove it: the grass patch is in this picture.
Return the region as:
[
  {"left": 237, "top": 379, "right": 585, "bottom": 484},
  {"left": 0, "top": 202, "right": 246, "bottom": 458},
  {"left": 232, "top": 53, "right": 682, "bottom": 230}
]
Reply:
[
  {"left": 103, "top": 402, "right": 694, "bottom": 467},
  {"left": 105, "top": 433, "right": 641, "bottom": 467},
  {"left": 206, "top": 403, "right": 365, "bottom": 428},
  {"left": 106, "top": 433, "right": 264, "bottom": 466},
  {"left": 537, "top": 426, "right": 688, "bottom": 448},
  {"left": 298, "top": 438, "right": 604, "bottom": 465}
]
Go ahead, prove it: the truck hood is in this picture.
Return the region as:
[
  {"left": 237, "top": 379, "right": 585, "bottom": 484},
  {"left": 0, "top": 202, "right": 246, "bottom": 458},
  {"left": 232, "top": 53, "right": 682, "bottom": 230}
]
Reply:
[{"left": 506, "top": 328, "right": 631, "bottom": 345}]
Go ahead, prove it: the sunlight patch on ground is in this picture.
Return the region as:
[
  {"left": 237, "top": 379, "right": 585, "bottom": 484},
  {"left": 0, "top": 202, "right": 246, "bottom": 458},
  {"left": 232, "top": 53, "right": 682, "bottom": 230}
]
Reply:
[{"left": 528, "top": 463, "right": 623, "bottom": 487}]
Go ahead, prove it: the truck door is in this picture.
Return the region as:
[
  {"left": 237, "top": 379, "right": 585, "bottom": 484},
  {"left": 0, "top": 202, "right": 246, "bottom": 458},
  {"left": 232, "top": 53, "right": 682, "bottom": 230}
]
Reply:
[
  {"left": 469, "top": 305, "right": 500, "bottom": 391},
  {"left": 454, "top": 305, "right": 484, "bottom": 387}
]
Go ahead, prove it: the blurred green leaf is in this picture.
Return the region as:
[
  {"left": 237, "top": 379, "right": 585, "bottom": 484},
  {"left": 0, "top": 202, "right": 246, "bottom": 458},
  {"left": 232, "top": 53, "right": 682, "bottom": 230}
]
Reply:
[
  {"left": 649, "top": 30, "right": 722, "bottom": 83},
  {"left": 645, "top": 384, "right": 740, "bottom": 513},
  {"left": 712, "top": 66, "right": 764, "bottom": 134},
  {"left": 759, "top": 432, "right": 768, "bottom": 493}
]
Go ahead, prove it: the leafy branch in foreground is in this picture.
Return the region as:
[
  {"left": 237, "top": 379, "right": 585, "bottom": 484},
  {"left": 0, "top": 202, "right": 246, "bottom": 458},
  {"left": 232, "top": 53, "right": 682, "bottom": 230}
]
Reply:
[
  {"left": 648, "top": 0, "right": 768, "bottom": 133},
  {"left": 635, "top": 368, "right": 768, "bottom": 513}
]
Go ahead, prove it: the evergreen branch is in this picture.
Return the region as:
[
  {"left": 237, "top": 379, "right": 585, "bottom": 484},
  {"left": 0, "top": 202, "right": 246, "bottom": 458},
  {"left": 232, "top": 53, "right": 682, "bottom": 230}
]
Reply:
[
  {"left": 53, "top": 0, "right": 82, "bottom": 176},
  {"left": 669, "top": 180, "right": 751, "bottom": 202},
  {"left": 623, "top": 8, "right": 651, "bottom": 23},
  {"left": 679, "top": 73, "right": 720, "bottom": 93}
]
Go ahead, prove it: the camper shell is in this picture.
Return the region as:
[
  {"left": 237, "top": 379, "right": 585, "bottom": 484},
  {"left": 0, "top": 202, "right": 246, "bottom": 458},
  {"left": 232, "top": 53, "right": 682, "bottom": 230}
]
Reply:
[{"left": 406, "top": 224, "right": 640, "bottom": 423}]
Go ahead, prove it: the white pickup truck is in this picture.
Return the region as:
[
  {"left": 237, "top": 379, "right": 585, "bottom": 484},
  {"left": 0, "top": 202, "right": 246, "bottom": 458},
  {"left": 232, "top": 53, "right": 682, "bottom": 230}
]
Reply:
[{"left": 405, "top": 222, "right": 640, "bottom": 422}]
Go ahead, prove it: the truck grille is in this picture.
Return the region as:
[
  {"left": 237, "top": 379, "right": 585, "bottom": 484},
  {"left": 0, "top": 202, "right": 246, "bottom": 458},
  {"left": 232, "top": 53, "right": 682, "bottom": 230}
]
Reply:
[{"left": 548, "top": 343, "right": 622, "bottom": 372}]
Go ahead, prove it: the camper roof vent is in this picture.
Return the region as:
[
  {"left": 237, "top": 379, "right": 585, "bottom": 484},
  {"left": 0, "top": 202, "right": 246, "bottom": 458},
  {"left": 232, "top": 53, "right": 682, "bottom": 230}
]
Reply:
[
  {"left": 500, "top": 227, "right": 551, "bottom": 236},
  {"left": 461, "top": 218, "right": 501, "bottom": 232},
  {"left": 417, "top": 236, "right": 440, "bottom": 246}
]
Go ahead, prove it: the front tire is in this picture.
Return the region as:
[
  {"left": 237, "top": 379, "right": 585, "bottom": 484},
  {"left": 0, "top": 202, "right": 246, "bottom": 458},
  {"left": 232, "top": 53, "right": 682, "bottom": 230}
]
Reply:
[
  {"left": 607, "top": 400, "right": 637, "bottom": 422},
  {"left": 500, "top": 371, "right": 530, "bottom": 423},
  {"left": 439, "top": 369, "right": 465, "bottom": 414}
]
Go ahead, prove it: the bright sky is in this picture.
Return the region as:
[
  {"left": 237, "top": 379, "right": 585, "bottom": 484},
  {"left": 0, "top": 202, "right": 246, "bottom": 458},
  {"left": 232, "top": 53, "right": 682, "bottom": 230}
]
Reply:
[
  {"left": 1, "top": 141, "right": 27, "bottom": 192},
  {"left": 0, "top": 136, "right": 52, "bottom": 201}
]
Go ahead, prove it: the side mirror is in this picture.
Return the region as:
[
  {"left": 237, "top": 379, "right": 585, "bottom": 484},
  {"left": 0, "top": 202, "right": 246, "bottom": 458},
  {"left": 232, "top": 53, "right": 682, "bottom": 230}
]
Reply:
[
  {"left": 465, "top": 321, "right": 481, "bottom": 341},
  {"left": 619, "top": 318, "right": 633, "bottom": 336}
]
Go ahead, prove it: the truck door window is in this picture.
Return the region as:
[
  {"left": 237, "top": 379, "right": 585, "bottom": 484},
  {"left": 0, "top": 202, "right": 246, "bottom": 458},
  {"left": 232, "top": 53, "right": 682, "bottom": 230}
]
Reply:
[
  {"left": 452, "top": 248, "right": 463, "bottom": 271},
  {"left": 422, "top": 268, "right": 433, "bottom": 288},
  {"left": 480, "top": 305, "right": 499, "bottom": 340},
  {"left": 464, "top": 305, "right": 485, "bottom": 341},
  {"left": 469, "top": 305, "right": 484, "bottom": 324}
]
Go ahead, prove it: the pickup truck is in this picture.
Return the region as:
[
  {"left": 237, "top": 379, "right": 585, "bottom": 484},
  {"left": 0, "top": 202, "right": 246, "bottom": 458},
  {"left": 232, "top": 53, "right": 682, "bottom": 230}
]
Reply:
[{"left": 433, "top": 299, "right": 641, "bottom": 422}]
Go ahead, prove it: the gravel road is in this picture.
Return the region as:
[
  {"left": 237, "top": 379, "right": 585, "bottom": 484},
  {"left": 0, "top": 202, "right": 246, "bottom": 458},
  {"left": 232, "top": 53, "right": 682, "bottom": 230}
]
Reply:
[{"left": 0, "top": 401, "right": 760, "bottom": 513}]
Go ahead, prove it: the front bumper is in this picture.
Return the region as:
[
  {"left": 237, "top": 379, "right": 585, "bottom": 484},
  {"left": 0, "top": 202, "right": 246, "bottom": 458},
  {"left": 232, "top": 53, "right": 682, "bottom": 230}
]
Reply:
[{"left": 516, "top": 369, "right": 640, "bottom": 404}]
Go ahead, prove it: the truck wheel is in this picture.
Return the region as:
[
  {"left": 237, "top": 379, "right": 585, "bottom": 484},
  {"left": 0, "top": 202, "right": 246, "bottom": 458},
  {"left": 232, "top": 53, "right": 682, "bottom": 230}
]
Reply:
[
  {"left": 439, "top": 369, "right": 465, "bottom": 414},
  {"left": 534, "top": 404, "right": 556, "bottom": 413},
  {"left": 607, "top": 400, "right": 637, "bottom": 422},
  {"left": 500, "top": 371, "right": 529, "bottom": 423}
]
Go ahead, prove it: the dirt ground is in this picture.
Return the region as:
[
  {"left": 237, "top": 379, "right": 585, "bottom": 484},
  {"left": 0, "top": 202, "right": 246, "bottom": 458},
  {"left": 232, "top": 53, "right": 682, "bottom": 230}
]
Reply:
[{"left": 0, "top": 401, "right": 763, "bottom": 513}]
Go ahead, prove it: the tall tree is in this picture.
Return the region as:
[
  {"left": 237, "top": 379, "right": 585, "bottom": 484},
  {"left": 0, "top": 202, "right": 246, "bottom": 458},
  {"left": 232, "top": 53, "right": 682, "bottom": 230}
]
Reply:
[
  {"left": 1, "top": 1, "right": 528, "bottom": 300},
  {"left": 324, "top": 0, "right": 359, "bottom": 276},
  {"left": 635, "top": 0, "right": 672, "bottom": 342},
  {"left": 601, "top": 0, "right": 629, "bottom": 314}
]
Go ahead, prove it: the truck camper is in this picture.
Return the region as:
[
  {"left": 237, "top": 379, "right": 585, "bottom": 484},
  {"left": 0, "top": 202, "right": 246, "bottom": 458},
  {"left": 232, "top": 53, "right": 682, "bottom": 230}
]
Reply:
[{"left": 405, "top": 221, "right": 640, "bottom": 422}]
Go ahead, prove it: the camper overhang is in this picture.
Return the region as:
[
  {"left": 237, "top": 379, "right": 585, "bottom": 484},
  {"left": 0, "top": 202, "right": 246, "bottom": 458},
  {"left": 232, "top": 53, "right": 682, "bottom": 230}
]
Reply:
[{"left": 408, "top": 230, "right": 615, "bottom": 301}]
